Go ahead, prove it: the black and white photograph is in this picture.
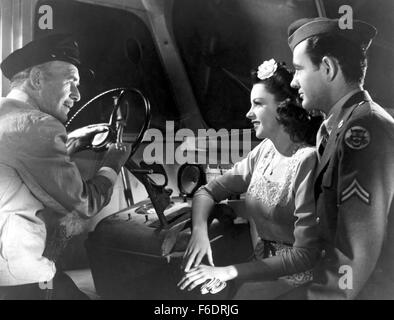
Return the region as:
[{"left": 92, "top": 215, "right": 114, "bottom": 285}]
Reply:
[{"left": 0, "top": 0, "right": 394, "bottom": 310}]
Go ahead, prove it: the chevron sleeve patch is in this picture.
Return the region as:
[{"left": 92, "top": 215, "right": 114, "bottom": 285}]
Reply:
[{"left": 340, "top": 179, "right": 371, "bottom": 205}]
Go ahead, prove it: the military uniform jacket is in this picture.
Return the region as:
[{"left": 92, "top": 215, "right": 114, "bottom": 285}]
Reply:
[
  {"left": 312, "top": 90, "right": 394, "bottom": 299},
  {"left": 280, "top": 90, "right": 394, "bottom": 299}
]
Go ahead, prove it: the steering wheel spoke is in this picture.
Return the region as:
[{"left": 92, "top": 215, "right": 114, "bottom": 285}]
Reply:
[{"left": 66, "top": 87, "right": 151, "bottom": 158}]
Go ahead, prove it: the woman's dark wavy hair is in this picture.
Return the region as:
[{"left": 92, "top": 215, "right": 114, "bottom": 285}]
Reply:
[{"left": 251, "top": 62, "right": 323, "bottom": 146}]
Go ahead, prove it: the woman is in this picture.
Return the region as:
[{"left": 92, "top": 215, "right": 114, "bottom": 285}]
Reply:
[{"left": 177, "top": 59, "right": 323, "bottom": 298}]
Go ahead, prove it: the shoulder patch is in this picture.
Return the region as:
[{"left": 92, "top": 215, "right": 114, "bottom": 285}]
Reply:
[
  {"left": 344, "top": 126, "right": 370, "bottom": 150},
  {"left": 340, "top": 179, "right": 370, "bottom": 205}
]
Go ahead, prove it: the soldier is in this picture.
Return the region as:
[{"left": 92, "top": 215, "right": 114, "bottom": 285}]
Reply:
[{"left": 283, "top": 17, "right": 394, "bottom": 299}]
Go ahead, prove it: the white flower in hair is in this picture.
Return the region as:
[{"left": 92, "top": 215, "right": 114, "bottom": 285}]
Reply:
[{"left": 257, "top": 59, "right": 278, "bottom": 80}]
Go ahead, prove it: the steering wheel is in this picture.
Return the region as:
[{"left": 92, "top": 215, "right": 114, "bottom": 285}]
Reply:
[
  {"left": 66, "top": 88, "right": 173, "bottom": 227},
  {"left": 65, "top": 87, "right": 151, "bottom": 158}
]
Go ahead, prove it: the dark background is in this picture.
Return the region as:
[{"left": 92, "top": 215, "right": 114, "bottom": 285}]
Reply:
[{"left": 35, "top": 0, "right": 394, "bottom": 132}]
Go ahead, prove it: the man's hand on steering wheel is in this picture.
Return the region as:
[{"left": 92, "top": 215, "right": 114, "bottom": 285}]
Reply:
[
  {"left": 65, "top": 87, "right": 151, "bottom": 158},
  {"left": 66, "top": 124, "right": 108, "bottom": 155}
]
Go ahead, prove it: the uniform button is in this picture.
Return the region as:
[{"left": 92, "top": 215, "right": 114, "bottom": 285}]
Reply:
[
  {"left": 321, "top": 250, "right": 326, "bottom": 257},
  {"left": 316, "top": 217, "right": 320, "bottom": 224}
]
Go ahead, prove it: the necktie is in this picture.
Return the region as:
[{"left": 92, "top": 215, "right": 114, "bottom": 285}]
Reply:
[{"left": 316, "top": 120, "right": 329, "bottom": 160}]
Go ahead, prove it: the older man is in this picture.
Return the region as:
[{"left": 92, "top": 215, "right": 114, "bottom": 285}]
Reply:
[
  {"left": 282, "top": 17, "right": 394, "bottom": 299},
  {"left": 0, "top": 34, "right": 130, "bottom": 299}
]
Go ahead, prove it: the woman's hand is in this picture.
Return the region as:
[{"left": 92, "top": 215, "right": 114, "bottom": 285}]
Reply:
[
  {"left": 177, "top": 264, "right": 236, "bottom": 292},
  {"left": 182, "top": 229, "right": 213, "bottom": 272}
]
